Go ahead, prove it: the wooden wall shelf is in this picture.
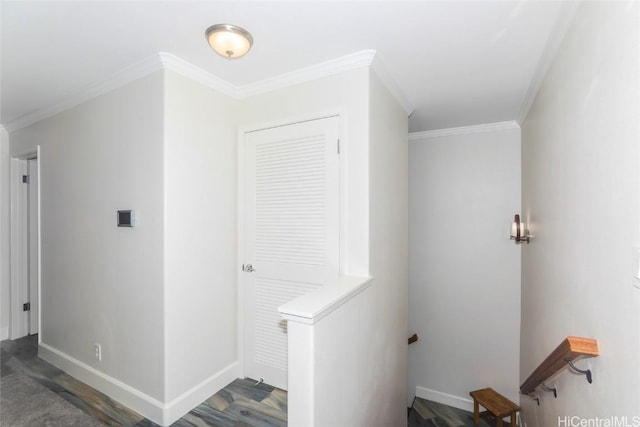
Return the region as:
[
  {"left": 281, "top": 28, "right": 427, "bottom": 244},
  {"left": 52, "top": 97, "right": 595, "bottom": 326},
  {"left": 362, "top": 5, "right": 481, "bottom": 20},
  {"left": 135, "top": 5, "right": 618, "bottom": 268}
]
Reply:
[{"left": 520, "top": 336, "right": 599, "bottom": 396}]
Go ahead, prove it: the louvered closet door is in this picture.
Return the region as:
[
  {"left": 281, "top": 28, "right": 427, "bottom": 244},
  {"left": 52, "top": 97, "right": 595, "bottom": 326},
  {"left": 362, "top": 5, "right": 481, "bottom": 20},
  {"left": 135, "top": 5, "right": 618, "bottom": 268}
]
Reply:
[{"left": 243, "top": 116, "right": 339, "bottom": 390}]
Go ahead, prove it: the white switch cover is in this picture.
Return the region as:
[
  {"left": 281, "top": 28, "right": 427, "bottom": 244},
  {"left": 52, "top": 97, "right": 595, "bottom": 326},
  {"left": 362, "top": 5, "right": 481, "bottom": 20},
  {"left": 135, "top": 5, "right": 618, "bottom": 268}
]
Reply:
[{"left": 633, "top": 245, "right": 640, "bottom": 289}]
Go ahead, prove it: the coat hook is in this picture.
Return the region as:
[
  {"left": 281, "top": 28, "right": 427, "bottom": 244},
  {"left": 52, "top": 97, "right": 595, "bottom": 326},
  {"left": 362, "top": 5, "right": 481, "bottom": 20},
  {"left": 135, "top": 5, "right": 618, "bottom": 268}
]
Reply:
[
  {"left": 566, "top": 359, "right": 592, "bottom": 383},
  {"left": 541, "top": 382, "right": 557, "bottom": 398},
  {"left": 527, "top": 394, "right": 540, "bottom": 406}
]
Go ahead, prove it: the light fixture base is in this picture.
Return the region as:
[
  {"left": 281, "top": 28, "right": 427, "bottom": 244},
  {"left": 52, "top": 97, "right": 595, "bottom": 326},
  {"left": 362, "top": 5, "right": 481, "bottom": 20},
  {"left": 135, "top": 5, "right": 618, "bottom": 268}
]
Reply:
[{"left": 510, "top": 214, "right": 531, "bottom": 244}]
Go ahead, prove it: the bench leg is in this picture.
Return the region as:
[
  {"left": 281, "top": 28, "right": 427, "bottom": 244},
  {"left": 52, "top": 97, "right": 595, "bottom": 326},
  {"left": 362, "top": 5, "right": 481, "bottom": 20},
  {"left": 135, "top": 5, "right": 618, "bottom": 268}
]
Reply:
[
  {"left": 473, "top": 399, "right": 479, "bottom": 425},
  {"left": 497, "top": 417, "right": 503, "bottom": 427},
  {"left": 511, "top": 412, "right": 517, "bottom": 427}
]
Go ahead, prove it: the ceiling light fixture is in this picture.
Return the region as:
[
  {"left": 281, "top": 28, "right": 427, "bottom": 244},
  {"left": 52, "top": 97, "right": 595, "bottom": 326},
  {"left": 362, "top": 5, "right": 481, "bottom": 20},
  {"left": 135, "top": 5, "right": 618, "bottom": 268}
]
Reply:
[{"left": 205, "top": 24, "right": 253, "bottom": 60}]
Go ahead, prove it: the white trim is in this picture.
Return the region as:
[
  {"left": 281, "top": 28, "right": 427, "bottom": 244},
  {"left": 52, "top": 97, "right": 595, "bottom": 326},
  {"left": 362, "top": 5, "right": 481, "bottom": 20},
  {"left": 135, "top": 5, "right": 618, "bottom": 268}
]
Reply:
[
  {"left": 11, "top": 147, "right": 39, "bottom": 160},
  {"left": 159, "top": 52, "right": 237, "bottom": 99},
  {"left": 39, "top": 343, "right": 164, "bottom": 423},
  {"left": 236, "top": 126, "right": 246, "bottom": 380},
  {"left": 337, "top": 110, "right": 349, "bottom": 278},
  {"left": 27, "top": 157, "right": 39, "bottom": 335},
  {"left": 516, "top": 1, "right": 580, "bottom": 124},
  {"left": 415, "top": 386, "right": 474, "bottom": 413},
  {"left": 39, "top": 342, "right": 240, "bottom": 426},
  {"left": 237, "top": 50, "right": 376, "bottom": 99},
  {"left": 408, "top": 120, "right": 520, "bottom": 140},
  {"left": 240, "top": 110, "right": 343, "bottom": 135},
  {"left": 0, "top": 135, "right": 6, "bottom": 339},
  {"left": 163, "top": 361, "right": 240, "bottom": 425},
  {"left": 10, "top": 158, "right": 28, "bottom": 340},
  {"left": 9, "top": 150, "right": 39, "bottom": 341},
  {"left": 4, "top": 53, "right": 164, "bottom": 133},
  {"left": 36, "top": 147, "right": 42, "bottom": 344},
  {"left": 370, "top": 55, "right": 413, "bottom": 116},
  {"left": 4, "top": 50, "right": 384, "bottom": 132},
  {"left": 161, "top": 77, "right": 170, "bottom": 404},
  {"left": 278, "top": 276, "right": 373, "bottom": 325}
]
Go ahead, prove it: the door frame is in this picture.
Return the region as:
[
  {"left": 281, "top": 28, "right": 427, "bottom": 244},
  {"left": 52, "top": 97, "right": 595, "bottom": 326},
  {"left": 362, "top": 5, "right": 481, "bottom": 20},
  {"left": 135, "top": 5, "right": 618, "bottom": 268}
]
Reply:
[
  {"left": 10, "top": 146, "right": 41, "bottom": 341},
  {"left": 236, "top": 109, "right": 348, "bottom": 378},
  {"left": 27, "top": 157, "right": 39, "bottom": 335}
]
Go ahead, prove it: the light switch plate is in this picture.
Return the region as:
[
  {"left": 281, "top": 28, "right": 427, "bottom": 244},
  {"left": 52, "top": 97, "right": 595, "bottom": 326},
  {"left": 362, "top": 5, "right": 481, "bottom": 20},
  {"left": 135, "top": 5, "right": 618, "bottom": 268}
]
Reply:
[{"left": 117, "top": 210, "right": 135, "bottom": 227}]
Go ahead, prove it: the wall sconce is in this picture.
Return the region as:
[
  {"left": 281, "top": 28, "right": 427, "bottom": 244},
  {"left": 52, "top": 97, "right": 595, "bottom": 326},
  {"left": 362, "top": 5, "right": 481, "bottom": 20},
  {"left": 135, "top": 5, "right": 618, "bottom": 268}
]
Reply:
[{"left": 510, "top": 214, "right": 530, "bottom": 244}]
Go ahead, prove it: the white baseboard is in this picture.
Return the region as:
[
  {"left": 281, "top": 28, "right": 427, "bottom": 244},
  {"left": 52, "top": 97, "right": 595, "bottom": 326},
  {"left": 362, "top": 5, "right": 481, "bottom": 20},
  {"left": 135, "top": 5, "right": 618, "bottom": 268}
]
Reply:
[
  {"left": 39, "top": 343, "right": 240, "bottom": 426},
  {"left": 1, "top": 327, "right": 8, "bottom": 341},
  {"left": 415, "top": 386, "right": 474, "bottom": 413},
  {"left": 163, "top": 360, "right": 240, "bottom": 425},
  {"left": 39, "top": 343, "right": 165, "bottom": 423}
]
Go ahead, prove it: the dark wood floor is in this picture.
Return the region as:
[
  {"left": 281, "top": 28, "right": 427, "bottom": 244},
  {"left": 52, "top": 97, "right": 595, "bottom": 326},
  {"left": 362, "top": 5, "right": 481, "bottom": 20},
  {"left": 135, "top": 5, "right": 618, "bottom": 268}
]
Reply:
[
  {"left": 408, "top": 396, "right": 514, "bottom": 427},
  {"left": 1, "top": 335, "right": 286, "bottom": 426},
  {"left": 2, "top": 334, "right": 510, "bottom": 427}
]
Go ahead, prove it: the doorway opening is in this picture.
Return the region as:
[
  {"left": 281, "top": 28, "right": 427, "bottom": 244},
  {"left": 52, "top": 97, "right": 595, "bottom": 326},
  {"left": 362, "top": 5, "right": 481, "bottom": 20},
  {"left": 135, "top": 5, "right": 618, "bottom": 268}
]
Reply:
[{"left": 10, "top": 151, "right": 40, "bottom": 339}]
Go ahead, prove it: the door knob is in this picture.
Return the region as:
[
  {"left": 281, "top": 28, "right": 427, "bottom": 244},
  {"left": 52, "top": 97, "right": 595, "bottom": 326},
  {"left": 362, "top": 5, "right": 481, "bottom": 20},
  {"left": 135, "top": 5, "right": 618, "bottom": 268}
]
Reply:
[{"left": 242, "top": 264, "right": 255, "bottom": 272}]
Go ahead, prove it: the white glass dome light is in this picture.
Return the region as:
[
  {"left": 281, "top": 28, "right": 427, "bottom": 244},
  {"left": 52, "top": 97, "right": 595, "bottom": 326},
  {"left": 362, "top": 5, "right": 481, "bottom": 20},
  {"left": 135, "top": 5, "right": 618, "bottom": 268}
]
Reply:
[{"left": 205, "top": 24, "right": 253, "bottom": 59}]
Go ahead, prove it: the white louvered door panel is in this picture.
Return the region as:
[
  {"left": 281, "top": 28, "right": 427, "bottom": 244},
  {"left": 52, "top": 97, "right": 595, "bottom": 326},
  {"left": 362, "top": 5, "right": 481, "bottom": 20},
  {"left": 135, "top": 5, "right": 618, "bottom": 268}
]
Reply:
[{"left": 244, "top": 117, "right": 339, "bottom": 390}]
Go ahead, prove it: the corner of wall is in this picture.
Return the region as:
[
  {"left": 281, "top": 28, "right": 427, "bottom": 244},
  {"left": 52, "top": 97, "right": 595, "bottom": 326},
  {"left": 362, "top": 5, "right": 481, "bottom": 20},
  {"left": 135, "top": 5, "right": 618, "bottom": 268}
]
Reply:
[
  {"left": 408, "top": 126, "right": 521, "bottom": 408},
  {"left": 162, "top": 69, "right": 240, "bottom": 409},
  {"left": 367, "top": 68, "right": 409, "bottom": 425}
]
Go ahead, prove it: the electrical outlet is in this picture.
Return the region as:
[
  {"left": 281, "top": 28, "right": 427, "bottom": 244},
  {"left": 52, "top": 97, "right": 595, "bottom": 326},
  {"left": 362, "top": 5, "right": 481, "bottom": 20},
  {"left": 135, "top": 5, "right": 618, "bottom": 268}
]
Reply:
[{"left": 93, "top": 344, "right": 102, "bottom": 361}]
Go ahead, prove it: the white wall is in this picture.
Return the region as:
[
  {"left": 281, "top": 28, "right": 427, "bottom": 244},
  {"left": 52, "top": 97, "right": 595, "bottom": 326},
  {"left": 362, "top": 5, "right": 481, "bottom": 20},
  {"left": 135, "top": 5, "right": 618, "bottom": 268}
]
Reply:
[
  {"left": 163, "top": 71, "right": 239, "bottom": 408},
  {"left": 313, "top": 284, "right": 377, "bottom": 426},
  {"left": 9, "top": 73, "right": 166, "bottom": 402},
  {"left": 4, "top": 59, "right": 408, "bottom": 425},
  {"left": 0, "top": 127, "right": 10, "bottom": 340},
  {"left": 7, "top": 69, "right": 242, "bottom": 424},
  {"left": 365, "top": 70, "right": 409, "bottom": 424},
  {"left": 408, "top": 126, "right": 521, "bottom": 408},
  {"left": 520, "top": 2, "right": 640, "bottom": 426},
  {"left": 239, "top": 68, "right": 370, "bottom": 277},
  {"left": 240, "top": 67, "right": 409, "bottom": 425},
  {"left": 239, "top": 68, "right": 372, "bottom": 424}
]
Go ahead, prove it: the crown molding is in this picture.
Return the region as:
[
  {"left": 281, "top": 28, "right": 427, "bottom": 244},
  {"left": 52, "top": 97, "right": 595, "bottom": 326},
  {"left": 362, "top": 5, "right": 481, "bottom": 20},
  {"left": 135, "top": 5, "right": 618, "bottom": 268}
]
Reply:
[
  {"left": 159, "top": 52, "right": 237, "bottom": 98},
  {"left": 409, "top": 120, "right": 520, "bottom": 140},
  {"left": 4, "top": 49, "right": 398, "bottom": 132},
  {"left": 162, "top": 50, "right": 377, "bottom": 99},
  {"left": 4, "top": 53, "right": 165, "bottom": 133},
  {"left": 236, "top": 49, "right": 377, "bottom": 98},
  {"left": 370, "top": 55, "right": 413, "bottom": 116}
]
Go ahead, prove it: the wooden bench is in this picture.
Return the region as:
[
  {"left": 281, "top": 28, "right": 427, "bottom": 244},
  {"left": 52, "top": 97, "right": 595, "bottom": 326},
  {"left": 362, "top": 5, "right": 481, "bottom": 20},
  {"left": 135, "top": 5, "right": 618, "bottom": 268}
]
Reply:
[{"left": 469, "top": 388, "right": 520, "bottom": 427}]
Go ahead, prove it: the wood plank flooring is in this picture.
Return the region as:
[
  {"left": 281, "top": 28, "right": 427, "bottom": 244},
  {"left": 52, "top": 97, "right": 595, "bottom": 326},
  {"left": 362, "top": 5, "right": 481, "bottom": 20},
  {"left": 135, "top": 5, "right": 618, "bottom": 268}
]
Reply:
[
  {"left": 408, "top": 397, "right": 513, "bottom": 427},
  {"left": 1, "top": 335, "right": 286, "bottom": 426},
  {"left": 2, "top": 334, "right": 508, "bottom": 427}
]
